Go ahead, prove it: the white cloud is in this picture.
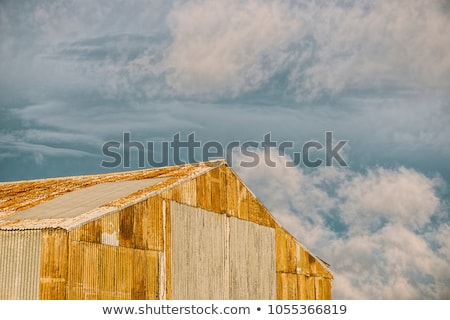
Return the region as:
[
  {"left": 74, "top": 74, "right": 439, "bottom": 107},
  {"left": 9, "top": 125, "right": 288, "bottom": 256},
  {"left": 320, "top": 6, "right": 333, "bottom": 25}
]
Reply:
[
  {"left": 165, "top": 0, "right": 303, "bottom": 97},
  {"left": 234, "top": 150, "right": 450, "bottom": 299},
  {"left": 4, "top": 0, "right": 449, "bottom": 102},
  {"left": 164, "top": 0, "right": 450, "bottom": 100},
  {"left": 337, "top": 167, "right": 441, "bottom": 233}
]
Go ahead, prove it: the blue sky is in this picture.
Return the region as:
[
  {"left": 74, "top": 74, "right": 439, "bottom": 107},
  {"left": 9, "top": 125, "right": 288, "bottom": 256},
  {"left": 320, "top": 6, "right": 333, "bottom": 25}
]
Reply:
[{"left": 1, "top": 0, "right": 449, "bottom": 299}]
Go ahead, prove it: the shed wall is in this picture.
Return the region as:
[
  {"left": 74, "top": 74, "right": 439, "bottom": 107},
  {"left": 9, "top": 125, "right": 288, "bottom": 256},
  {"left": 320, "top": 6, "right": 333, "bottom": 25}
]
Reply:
[
  {"left": 65, "top": 199, "right": 163, "bottom": 300},
  {"left": 0, "top": 163, "right": 332, "bottom": 300},
  {"left": 170, "top": 201, "right": 277, "bottom": 299}
]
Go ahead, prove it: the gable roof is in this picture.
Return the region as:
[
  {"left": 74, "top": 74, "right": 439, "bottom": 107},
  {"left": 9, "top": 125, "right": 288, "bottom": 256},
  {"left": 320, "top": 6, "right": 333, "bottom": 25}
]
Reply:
[{"left": 0, "top": 160, "right": 224, "bottom": 230}]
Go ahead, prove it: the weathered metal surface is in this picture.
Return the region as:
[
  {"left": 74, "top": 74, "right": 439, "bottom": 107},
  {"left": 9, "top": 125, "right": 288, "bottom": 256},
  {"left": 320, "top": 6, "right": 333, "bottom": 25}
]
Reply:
[
  {"left": 171, "top": 201, "right": 277, "bottom": 300},
  {"left": 0, "top": 160, "right": 223, "bottom": 220},
  {"left": 163, "top": 200, "right": 172, "bottom": 299},
  {"left": 66, "top": 241, "right": 159, "bottom": 300},
  {"left": 0, "top": 160, "right": 333, "bottom": 300},
  {"left": 171, "top": 202, "right": 227, "bottom": 299},
  {"left": 0, "top": 230, "right": 42, "bottom": 299},
  {"left": 39, "top": 229, "right": 68, "bottom": 299},
  {"left": 229, "top": 217, "right": 276, "bottom": 299},
  {"left": 4, "top": 179, "right": 164, "bottom": 220}
]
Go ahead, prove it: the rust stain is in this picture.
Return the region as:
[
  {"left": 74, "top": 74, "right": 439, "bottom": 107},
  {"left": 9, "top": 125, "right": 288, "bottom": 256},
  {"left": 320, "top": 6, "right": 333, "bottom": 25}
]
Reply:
[{"left": 0, "top": 161, "right": 223, "bottom": 215}]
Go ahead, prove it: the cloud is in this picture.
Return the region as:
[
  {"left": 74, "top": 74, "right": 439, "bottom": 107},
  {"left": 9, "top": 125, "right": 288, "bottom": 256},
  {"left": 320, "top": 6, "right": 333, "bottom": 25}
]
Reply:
[
  {"left": 0, "top": 140, "right": 95, "bottom": 165},
  {"left": 233, "top": 150, "right": 450, "bottom": 299},
  {"left": 164, "top": 0, "right": 450, "bottom": 100},
  {"left": 337, "top": 167, "right": 441, "bottom": 232},
  {"left": 165, "top": 0, "right": 303, "bottom": 97},
  {"left": 3, "top": 0, "right": 449, "bottom": 103}
]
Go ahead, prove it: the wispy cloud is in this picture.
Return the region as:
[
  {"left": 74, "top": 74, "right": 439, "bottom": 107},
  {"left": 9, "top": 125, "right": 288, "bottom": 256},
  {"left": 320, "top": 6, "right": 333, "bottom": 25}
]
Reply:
[
  {"left": 164, "top": 0, "right": 450, "bottom": 100},
  {"left": 0, "top": 135, "right": 95, "bottom": 165}
]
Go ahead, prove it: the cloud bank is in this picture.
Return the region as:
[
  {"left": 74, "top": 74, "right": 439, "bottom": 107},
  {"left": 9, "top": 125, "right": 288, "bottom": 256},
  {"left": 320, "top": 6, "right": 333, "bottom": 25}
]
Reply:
[
  {"left": 165, "top": 0, "right": 450, "bottom": 100},
  {"left": 234, "top": 151, "right": 450, "bottom": 299}
]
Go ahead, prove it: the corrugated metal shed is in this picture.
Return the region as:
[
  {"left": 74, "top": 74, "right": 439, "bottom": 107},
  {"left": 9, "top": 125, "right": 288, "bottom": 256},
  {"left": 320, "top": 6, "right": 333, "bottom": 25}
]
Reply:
[{"left": 0, "top": 160, "right": 333, "bottom": 300}]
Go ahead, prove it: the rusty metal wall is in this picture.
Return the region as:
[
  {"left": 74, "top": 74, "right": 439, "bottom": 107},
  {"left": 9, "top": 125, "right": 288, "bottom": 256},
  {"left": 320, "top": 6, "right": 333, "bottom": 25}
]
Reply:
[
  {"left": 0, "top": 230, "right": 42, "bottom": 299},
  {"left": 67, "top": 199, "right": 163, "bottom": 300}
]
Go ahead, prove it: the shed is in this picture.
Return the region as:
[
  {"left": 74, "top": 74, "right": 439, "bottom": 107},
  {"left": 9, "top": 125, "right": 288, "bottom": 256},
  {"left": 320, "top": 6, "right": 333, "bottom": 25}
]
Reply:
[{"left": 0, "top": 160, "right": 332, "bottom": 299}]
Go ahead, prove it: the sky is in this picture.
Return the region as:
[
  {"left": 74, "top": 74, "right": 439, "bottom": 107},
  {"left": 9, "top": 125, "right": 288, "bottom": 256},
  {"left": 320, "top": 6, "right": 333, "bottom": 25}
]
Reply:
[{"left": 1, "top": 0, "right": 449, "bottom": 299}]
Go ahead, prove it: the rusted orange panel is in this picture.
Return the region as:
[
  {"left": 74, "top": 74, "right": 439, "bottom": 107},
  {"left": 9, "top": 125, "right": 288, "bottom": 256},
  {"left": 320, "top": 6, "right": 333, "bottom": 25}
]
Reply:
[
  {"left": 170, "top": 184, "right": 182, "bottom": 203},
  {"left": 275, "top": 226, "right": 297, "bottom": 273},
  {"left": 39, "top": 229, "right": 68, "bottom": 300},
  {"left": 131, "top": 249, "right": 147, "bottom": 299},
  {"left": 247, "top": 195, "right": 275, "bottom": 227},
  {"left": 68, "top": 241, "right": 160, "bottom": 300},
  {"left": 219, "top": 165, "right": 228, "bottom": 214},
  {"left": 237, "top": 181, "right": 249, "bottom": 220},
  {"left": 313, "top": 278, "right": 332, "bottom": 300},
  {"left": 98, "top": 245, "right": 117, "bottom": 299},
  {"left": 75, "top": 220, "right": 101, "bottom": 243},
  {"left": 132, "top": 201, "right": 148, "bottom": 250},
  {"left": 146, "top": 250, "right": 159, "bottom": 299},
  {"left": 297, "top": 274, "right": 307, "bottom": 300},
  {"left": 247, "top": 194, "right": 260, "bottom": 224},
  {"left": 178, "top": 178, "right": 197, "bottom": 207},
  {"left": 299, "top": 247, "right": 311, "bottom": 276},
  {"left": 147, "top": 196, "right": 164, "bottom": 251},
  {"left": 226, "top": 169, "right": 238, "bottom": 217},
  {"left": 308, "top": 252, "right": 317, "bottom": 276},
  {"left": 305, "top": 276, "right": 315, "bottom": 300},
  {"left": 210, "top": 167, "right": 222, "bottom": 213},
  {"left": 119, "top": 206, "right": 133, "bottom": 248},
  {"left": 276, "top": 272, "right": 297, "bottom": 299},
  {"left": 314, "top": 278, "right": 324, "bottom": 300},
  {"left": 275, "top": 226, "right": 284, "bottom": 272},
  {"left": 82, "top": 242, "right": 100, "bottom": 299},
  {"left": 67, "top": 241, "right": 92, "bottom": 299},
  {"left": 67, "top": 241, "right": 83, "bottom": 299},
  {"left": 322, "top": 278, "right": 332, "bottom": 299},
  {"left": 196, "top": 172, "right": 212, "bottom": 211},
  {"left": 116, "top": 247, "right": 132, "bottom": 299}
]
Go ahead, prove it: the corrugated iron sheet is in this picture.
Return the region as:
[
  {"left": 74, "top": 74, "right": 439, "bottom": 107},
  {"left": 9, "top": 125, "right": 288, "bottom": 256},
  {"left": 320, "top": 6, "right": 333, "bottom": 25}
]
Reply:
[
  {"left": 5, "top": 179, "right": 165, "bottom": 220},
  {"left": 171, "top": 202, "right": 277, "bottom": 299},
  {"left": 171, "top": 202, "right": 227, "bottom": 299},
  {"left": 0, "top": 230, "right": 42, "bottom": 299},
  {"left": 229, "top": 217, "right": 276, "bottom": 299},
  {"left": 66, "top": 241, "right": 159, "bottom": 299}
]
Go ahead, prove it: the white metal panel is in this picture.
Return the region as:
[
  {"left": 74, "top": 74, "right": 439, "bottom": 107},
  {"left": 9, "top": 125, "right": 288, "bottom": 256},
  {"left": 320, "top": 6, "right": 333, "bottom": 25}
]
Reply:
[
  {"left": 171, "top": 202, "right": 227, "bottom": 299},
  {"left": 229, "top": 217, "right": 276, "bottom": 299},
  {"left": 0, "top": 230, "right": 42, "bottom": 299},
  {"left": 171, "top": 202, "right": 276, "bottom": 300}
]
